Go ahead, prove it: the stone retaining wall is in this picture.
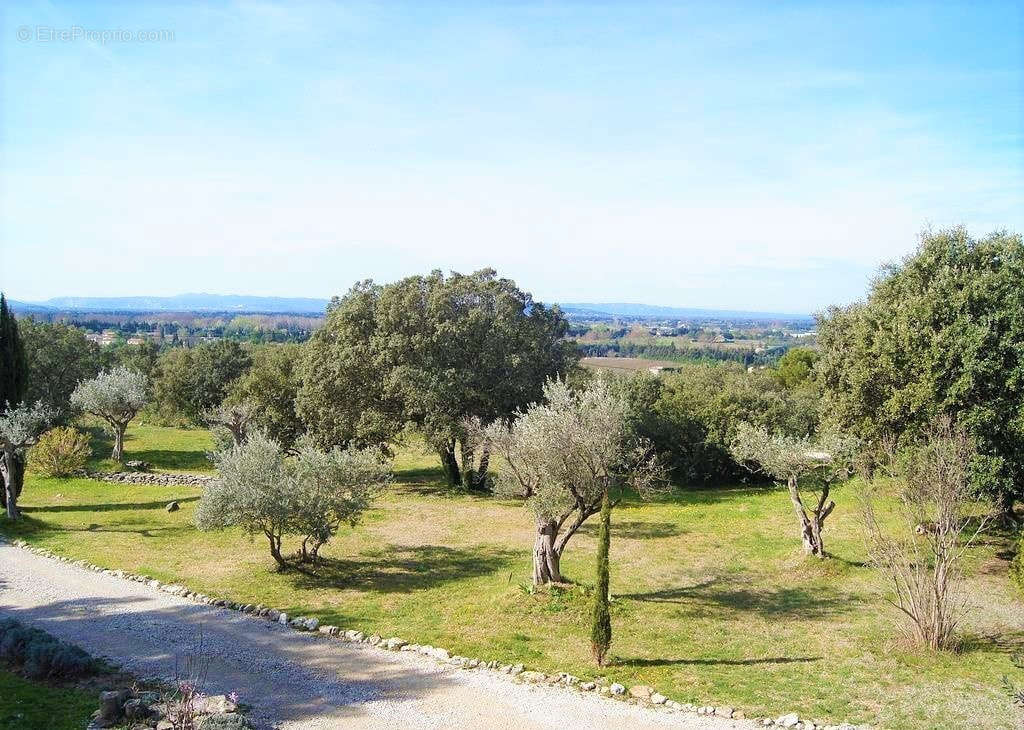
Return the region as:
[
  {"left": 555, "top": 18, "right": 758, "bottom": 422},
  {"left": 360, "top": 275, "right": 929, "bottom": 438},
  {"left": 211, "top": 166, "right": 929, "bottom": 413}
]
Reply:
[{"left": 85, "top": 471, "right": 216, "bottom": 487}]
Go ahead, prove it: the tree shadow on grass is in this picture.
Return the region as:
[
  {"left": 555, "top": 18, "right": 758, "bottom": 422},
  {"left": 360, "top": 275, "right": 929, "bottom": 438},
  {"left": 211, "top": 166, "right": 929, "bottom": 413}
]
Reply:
[
  {"left": 23, "top": 497, "right": 200, "bottom": 514},
  {"left": 284, "top": 544, "right": 520, "bottom": 594},
  {"left": 576, "top": 520, "right": 683, "bottom": 540},
  {"left": 616, "top": 655, "right": 821, "bottom": 668},
  {"left": 619, "top": 577, "right": 863, "bottom": 620},
  {"left": 3, "top": 513, "right": 196, "bottom": 540},
  {"left": 959, "top": 630, "right": 1024, "bottom": 657},
  {"left": 613, "top": 483, "right": 781, "bottom": 510}
]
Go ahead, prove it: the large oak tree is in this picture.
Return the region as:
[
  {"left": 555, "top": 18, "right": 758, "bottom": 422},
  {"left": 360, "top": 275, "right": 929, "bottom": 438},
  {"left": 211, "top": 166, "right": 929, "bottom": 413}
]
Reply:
[
  {"left": 297, "top": 269, "right": 577, "bottom": 488},
  {"left": 817, "top": 227, "right": 1024, "bottom": 518}
]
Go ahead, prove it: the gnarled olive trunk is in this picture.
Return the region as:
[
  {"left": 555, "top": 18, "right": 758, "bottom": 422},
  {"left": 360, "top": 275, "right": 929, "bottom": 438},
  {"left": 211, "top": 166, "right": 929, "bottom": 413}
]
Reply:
[
  {"left": 458, "top": 438, "right": 491, "bottom": 490},
  {"left": 1, "top": 451, "right": 25, "bottom": 520},
  {"left": 111, "top": 423, "right": 127, "bottom": 462},
  {"left": 788, "top": 477, "right": 832, "bottom": 558},
  {"left": 438, "top": 441, "right": 461, "bottom": 487},
  {"left": 533, "top": 518, "right": 563, "bottom": 585},
  {"left": 266, "top": 530, "right": 287, "bottom": 569}
]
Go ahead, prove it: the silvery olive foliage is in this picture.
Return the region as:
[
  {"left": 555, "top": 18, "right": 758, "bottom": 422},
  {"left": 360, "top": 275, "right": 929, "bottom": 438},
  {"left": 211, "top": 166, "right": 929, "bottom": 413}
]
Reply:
[
  {"left": 289, "top": 439, "right": 393, "bottom": 561},
  {"left": 196, "top": 431, "right": 391, "bottom": 568},
  {"left": 486, "top": 378, "right": 665, "bottom": 584},
  {"left": 0, "top": 401, "right": 55, "bottom": 519},
  {"left": 731, "top": 422, "right": 859, "bottom": 557},
  {"left": 70, "top": 367, "right": 148, "bottom": 461}
]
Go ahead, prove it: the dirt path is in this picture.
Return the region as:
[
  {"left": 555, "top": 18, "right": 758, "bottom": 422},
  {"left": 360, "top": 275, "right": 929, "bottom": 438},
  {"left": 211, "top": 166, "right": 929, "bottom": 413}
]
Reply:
[{"left": 0, "top": 543, "right": 757, "bottom": 729}]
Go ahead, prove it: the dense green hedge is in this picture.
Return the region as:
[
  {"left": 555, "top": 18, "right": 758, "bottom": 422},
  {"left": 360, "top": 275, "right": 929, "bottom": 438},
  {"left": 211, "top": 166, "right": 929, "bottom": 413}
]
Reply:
[{"left": 0, "top": 619, "right": 97, "bottom": 680}]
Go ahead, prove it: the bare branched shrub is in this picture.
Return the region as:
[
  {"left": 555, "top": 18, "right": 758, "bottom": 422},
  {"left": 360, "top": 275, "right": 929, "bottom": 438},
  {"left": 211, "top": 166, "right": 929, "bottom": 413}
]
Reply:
[
  {"left": 862, "top": 418, "right": 991, "bottom": 650},
  {"left": 163, "top": 629, "right": 211, "bottom": 730}
]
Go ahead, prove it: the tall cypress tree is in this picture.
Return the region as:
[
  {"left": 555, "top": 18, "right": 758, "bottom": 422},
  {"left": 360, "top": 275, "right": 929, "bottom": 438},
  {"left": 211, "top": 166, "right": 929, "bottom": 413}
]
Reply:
[
  {"left": 0, "top": 293, "right": 29, "bottom": 511},
  {"left": 0, "top": 293, "right": 28, "bottom": 412},
  {"left": 590, "top": 488, "right": 612, "bottom": 666}
]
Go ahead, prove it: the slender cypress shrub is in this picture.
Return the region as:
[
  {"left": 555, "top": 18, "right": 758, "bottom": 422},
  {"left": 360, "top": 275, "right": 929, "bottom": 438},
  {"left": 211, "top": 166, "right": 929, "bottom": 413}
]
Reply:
[
  {"left": 590, "top": 489, "right": 612, "bottom": 666},
  {"left": 0, "top": 294, "right": 28, "bottom": 412},
  {"left": 0, "top": 294, "right": 29, "bottom": 510}
]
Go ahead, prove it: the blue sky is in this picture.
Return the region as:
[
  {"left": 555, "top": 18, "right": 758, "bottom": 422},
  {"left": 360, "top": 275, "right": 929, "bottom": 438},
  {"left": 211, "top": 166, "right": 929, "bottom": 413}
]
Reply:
[{"left": 2, "top": 1, "right": 1021, "bottom": 313}]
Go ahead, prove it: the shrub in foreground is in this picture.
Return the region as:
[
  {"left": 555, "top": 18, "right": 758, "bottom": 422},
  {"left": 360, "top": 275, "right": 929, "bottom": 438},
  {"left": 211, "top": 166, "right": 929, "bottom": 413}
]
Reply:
[
  {"left": 0, "top": 618, "right": 97, "bottom": 680},
  {"left": 28, "top": 426, "right": 91, "bottom": 477}
]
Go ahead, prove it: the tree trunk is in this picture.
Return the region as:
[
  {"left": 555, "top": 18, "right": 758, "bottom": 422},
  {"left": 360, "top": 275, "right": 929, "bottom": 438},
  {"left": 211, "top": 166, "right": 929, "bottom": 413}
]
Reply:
[
  {"left": 266, "top": 531, "right": 287, "bottom": 569},
  {"left": 111, "top": 423, "right": 126, "bottom": 462},
  {"left": 533, "top": 518, "right": 563, "bottom": 585},
  {"left": 459, "top": 440, "right": 475, "bottom": 489},
  {"left": 438, "top": 441, "right": 461, "bottom": 487},
  {"left": 476, "top": 441, "right": 491, "bottom": 486},
  {"left": 994, "top": 490, "right": 1018, "bottom": 526},
  {"left": 229, "top": 423, "right": 246, "bottom": 445},
  {"left": 1, "top": 450, "right": 24, "bottom": 520},
  {"left": 788, "top": 477, "right": 827, "bottom": 558},
  {"left": 800, "top": 513, "right": 825, "bottom": 557}
]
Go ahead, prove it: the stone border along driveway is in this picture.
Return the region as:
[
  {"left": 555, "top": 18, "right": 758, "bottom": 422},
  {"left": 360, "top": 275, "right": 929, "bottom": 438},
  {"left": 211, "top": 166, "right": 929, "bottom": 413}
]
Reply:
[{"left": 1, "top": 538, "right": 865, "bottom": 730}]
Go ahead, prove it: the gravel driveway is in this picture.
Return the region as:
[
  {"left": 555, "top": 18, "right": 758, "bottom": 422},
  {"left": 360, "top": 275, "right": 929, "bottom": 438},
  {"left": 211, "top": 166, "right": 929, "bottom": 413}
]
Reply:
[{"left": 0, "top": 543, "right": 758, "bottom": 729}]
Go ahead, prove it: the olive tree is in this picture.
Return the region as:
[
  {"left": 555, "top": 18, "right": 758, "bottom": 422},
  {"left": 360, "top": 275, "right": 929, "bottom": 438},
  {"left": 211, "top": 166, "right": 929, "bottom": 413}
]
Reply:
[
  {"left": 71, "top": 367, "right": 148, "bottom": 462},
  {"left": 196, "top": 432, "right": 390, "bottom": 569},
  {"left": 486, "top": 379, "right": 664, "bottom": 585},
  {"left": 197, "top": 431, "right": 293, "bottom": 567},
  {"left": 0, "top": 402, "right": 54, "bottom": 519},
  {"left": 203, "top": 401, "right": 256, "bottom": 447},
  {"left": 731, "top": 423, "right": 858, "bottom": 558},
  {"left": 290, "top": 441, "right": 392, "bottom": 562}
]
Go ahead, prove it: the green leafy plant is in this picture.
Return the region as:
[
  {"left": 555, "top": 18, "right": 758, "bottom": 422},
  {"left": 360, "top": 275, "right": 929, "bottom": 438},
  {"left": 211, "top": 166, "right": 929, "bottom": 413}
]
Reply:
[{"left": 28, "top": 427, "right": 91, "bottom": 477}]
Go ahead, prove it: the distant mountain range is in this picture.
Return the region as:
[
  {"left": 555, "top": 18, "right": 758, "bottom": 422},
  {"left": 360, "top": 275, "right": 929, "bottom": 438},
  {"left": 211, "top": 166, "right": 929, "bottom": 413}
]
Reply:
[
  {"left": 7, "top": 294, "right": 812, "bottom": 321},
  {"left": 9, "top": 293, "right": 331, "bottom": 314}
]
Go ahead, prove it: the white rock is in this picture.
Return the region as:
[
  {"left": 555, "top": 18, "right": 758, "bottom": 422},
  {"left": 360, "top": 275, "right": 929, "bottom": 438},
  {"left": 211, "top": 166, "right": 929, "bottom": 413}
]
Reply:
[
  {"left": 278, "top": 613, "right": 289, "bottom": 625},
  {"left": 610, "top": 683, "right": 626, "bottom": 696},
  {"left": 650, "top": 693, "right": 667, "bottom": 705},
  {"left": 778, "top": 714, "right": 800, "bottom": 728}
]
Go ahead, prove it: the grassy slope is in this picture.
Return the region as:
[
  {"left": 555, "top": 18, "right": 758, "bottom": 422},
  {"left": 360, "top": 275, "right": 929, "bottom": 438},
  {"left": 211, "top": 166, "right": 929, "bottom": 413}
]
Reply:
[
  {"left": 0, "top": 670, "right": 96, "bottom": 730},
  {"left": 5, "top": 425, "right": 1022, "bottom": 729}
]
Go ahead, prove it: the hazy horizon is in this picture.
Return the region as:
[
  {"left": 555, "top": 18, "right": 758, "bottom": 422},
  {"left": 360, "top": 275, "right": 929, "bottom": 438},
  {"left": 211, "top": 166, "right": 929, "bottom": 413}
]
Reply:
[
  {"left": 2, "top": 1, "right": 1021, "bottom": 311},
  {"left": 7, "top": 291, "right": 818, "bottom": 318}
]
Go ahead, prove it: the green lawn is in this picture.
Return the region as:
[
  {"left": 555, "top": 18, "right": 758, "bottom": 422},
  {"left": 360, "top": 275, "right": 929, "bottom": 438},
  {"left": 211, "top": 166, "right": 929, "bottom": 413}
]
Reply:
[
  {"left": 82, "top": 421, "right": 215, "bottom": 473},
  {"left": 6, "top": 424, "right": 1022, "bottom": 729},
  {"left": 0, "top": 670, "right": 96, "bottom": 730}
]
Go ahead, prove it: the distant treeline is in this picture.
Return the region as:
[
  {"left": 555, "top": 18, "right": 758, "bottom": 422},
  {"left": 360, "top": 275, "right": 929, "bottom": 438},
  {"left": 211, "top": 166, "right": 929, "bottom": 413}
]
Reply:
[
  {"left": 22, "top": 311, "right": 321, "bottom": 344},
  {"left": 577, "top": 341, "right": 785, "bottom": 366}
]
